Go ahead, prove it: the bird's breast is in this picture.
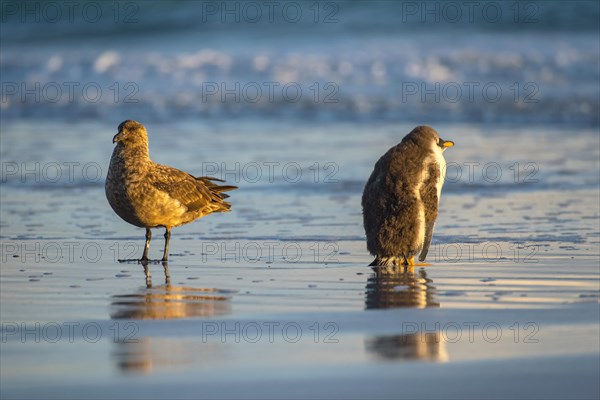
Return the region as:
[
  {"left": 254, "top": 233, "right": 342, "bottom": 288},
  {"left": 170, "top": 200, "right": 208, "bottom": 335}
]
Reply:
[{"left": 433, "top": 151, "right": 446, "bottom": 201}]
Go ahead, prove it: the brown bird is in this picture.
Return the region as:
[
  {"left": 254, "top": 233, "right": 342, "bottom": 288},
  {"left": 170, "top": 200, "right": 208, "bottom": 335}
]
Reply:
[
  {"left": 362, "top": 126, "right": 454, "bottom": 269},
  {"left": 105, "top": 120, "right": 237, "bottom": 262}
]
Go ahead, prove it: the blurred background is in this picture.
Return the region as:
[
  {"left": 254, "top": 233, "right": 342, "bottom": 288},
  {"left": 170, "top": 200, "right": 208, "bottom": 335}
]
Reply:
[{"left": 1, "top": 0, "right": 598, "bottom": 125}]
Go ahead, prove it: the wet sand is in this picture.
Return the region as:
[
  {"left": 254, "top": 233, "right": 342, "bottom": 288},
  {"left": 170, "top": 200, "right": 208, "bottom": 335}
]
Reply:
[{"left": 1, "top": 121, "right": 599, "bottom": 399}]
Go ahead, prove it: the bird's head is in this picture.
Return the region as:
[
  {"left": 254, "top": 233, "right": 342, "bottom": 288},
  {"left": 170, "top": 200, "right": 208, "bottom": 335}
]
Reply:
[
  {"left": 113, "top": 120, "right": 148, "bottom": 145},
  {"left": 407, "top": 125, "right": 454, "bottom": 153}
]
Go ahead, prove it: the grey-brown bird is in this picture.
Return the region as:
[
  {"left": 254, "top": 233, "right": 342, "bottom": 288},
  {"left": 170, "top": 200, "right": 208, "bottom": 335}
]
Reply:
[
  {"left": 362, "top": 125, "right": 454, "bottom": 268},
  {"left": 105, "top": 120, "right": 237, "bottom": 262}
]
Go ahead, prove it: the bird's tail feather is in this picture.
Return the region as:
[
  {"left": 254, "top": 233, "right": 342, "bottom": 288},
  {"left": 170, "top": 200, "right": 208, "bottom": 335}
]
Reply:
[
  {"left": 194, "top": 176, "right": 238, "bottom": 211},
  {"left": 198, "top": 176, "right": 238, "bottom": 191},
  {"left": 197, "top": 176, "right": 238, "bottom": 197}
]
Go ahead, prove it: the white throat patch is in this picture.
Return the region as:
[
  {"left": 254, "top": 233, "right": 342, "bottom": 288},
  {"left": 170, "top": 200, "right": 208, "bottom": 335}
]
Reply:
[{"left": 431, "top": 142, "right": 447, "bottom": 202}]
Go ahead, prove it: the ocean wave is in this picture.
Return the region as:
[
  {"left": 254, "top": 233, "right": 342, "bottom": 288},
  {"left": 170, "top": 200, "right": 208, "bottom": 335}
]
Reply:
[
  {"left": 1, "top": 42, "right": 598, "bottom": 125},
  {"left": 1, "top": 1, "right": 598, "bottom": 125}
]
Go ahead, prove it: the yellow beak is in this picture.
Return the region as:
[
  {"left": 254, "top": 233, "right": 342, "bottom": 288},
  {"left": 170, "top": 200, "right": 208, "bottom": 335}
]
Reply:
[{"left": 441, "top": 139, "right": 454, "bottom": 148}]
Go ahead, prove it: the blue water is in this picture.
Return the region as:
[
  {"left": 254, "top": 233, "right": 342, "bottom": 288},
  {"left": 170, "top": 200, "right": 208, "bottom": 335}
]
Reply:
[
  {"left": 1, "top": 0, "right": 598, "bottom": 125},
  {"left": 1, "top": 1, "right": 599, "bottom": 226},
  {"left": 1, "top": 4, "right": 600, "bottom": 399}
]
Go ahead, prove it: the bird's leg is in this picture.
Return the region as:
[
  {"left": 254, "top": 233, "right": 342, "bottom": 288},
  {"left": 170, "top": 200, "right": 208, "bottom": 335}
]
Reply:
[
  {"left": 407, "top": 256, "right": 415, "bottom": 266},
  {"left": 141, "top": 228, "right": 152, "bottom": 261},
  {"left": 162, "top": 228, "right": 171, "bottom": 261}
]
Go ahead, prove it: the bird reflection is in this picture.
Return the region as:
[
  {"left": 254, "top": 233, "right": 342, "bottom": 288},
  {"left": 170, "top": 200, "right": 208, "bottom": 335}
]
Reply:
[
  {"left": 111, "top": 260, "right": 234, "bottom": 320},
  {"left": 365, "top": 266, "right": 447, "bottom": 362},
  {"left": 110, "top": 284, "right": 234, "bottom": 320},
  {"left": 141, "top": 259, "right": 170, "bottom": 288},
  {"left": 365, "top": 331, "right": 447, "bottom": 362},
  {"left": 113, "top": 337, "right": 224, "bottom": 374},
  {"left": 110, "top": 261, "right": 234, "bottom": 373},
  {"left": 365, "top": 267, "right": 439, "bottom": 309}
]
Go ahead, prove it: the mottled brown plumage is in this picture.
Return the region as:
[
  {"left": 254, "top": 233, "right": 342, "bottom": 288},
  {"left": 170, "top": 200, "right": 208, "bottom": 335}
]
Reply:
[
  {"left": 362, "top": 126, "right": 454, "bottom": 269},
  {"left": 105, "top": 120, "right": 237, "bottom": 261}
]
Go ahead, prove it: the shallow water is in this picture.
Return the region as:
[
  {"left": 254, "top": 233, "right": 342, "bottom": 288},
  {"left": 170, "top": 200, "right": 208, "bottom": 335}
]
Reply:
[
  {"left": 2, "top": 2, "right": 599, "bottom": 125},
  {"left": 1, "top": 120, "right": 599, "bottom": 399}
]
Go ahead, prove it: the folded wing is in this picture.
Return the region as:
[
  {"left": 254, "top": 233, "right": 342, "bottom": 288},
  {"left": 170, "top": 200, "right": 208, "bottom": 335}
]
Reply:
[{"left": 150, "top": 164, "right": 237, "bottom": 214}]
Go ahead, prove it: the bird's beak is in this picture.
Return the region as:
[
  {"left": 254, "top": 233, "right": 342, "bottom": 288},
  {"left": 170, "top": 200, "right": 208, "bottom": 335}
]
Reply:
[
  {"left": 112, "top": 131, "right": 123, "bottom": 143},
  {"left": 440, "top": 139, "right": 454, "bottom": 148}
]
